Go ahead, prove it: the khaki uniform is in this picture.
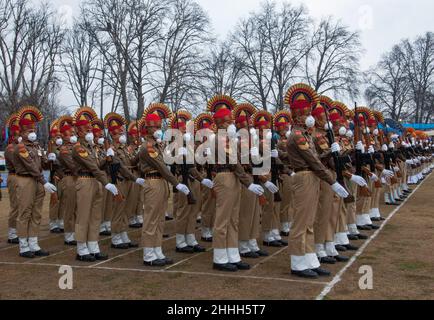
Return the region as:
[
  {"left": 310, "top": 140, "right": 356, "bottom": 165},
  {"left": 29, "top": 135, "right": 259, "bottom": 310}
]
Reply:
[
  {"left": 200, "top": 180, "right": 215, "bottom": 239},
  {"left": 286, "top": 125, "right": 335, "bottom": 271},
  {"left": 5, "top": 143, "right": 19, "bottom": 241}
]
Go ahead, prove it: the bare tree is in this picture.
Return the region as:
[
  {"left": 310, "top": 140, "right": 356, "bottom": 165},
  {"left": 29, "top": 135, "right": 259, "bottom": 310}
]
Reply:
[{"left": 305, "top": 17, "right": 361, "bottom": 99}]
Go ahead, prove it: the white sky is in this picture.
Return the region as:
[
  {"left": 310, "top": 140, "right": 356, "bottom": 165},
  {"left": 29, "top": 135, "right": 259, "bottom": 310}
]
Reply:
[{"left": 51, "top": 0, "right": 434, "bottom": 110}]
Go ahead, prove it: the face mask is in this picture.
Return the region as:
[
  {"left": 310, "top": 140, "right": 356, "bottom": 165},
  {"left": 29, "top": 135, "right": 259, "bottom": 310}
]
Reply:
[
  {"left": 346, "top": 130, "right": 354, "bottom": 138},
  {"left": 85, "top": 132, "right": 94, "bottom": 143},
  {"left": 265, "top": 131, "right": 273, "bottom": 141},
  {"left": 119, "top": 135, "right": 127, "bottom": 144},
  {"left": 98, "top": 137, "right": 105, "bottom": 145},
  {"left": 55, "top": 138, "right": 63, "bottom": 146},
  {"left": 70, "top": 136, "right": 78, "bottom": 144},
  {"left": 373, "top": 129, "right": 379, "bottom": 136},
  {"left": 153, "top": 130, "right": 163, "bottom": 141},
  {"left": 285, "top": 130, "right": 291, "bottom": 139},
  {"left": 249, "top": 128, "right": 257, "bottom": 137},
  {"left": 184, "top": 133, "right": 193, "bottom": 142},
  {"left": 227, "top": 124, "right": 237, "bottom": 138},
  {"left": 140, "top": 137, "right": 145, "bottom": 143},
  {"left": 28, "top": 132, "right": 37, "bottom": 142},
  {"left": 324, "top": 122, "right": 333, "bottom": 131},
  {"left": 18, "top": 136, "right": 23, "bottom": 143},
  {"left": 339, "top": 127, "right": 347, "bottom": 136},
  {"left": 364, "top": 127, "right": 370, "bottom": 134},
  {"left": 305, "top": 116, "right": 315, "bottom": 128}
]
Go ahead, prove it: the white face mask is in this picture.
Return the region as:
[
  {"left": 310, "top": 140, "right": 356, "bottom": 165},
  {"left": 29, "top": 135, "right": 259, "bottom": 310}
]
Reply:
[
  {"left": 285, "top": 130, "right": 291, "bottom": 139},
  {"left": 28, "top": 132, "right": 37, "bottom": 142},
  {"left": 346, "top": 130, "right": 354, "bottom": 138},
  {"left": 364, "top": 127, "right": 370, "bottom": 134},
  {"left": 324, "top": 121, "right": 333, "bottom": 131},
  {"left": 98, "top": 137, "right": 105, "bottom": 145},
  {"left": 184, "top": 133, "right": 193, "bottom": 142},
  {"left": 305, "top": 116, "right": 316, "bottom": 128},
  {"left": 153, "top": 130, "right": 163, "bottom": 141},
  {"left": 373, "top": 129, "right": 379, "bottom": 136},
  {"left": 55, "top": 138, "right": 63, "bottom": 146},
  {"left": 265, "top": 131, "right": 273, "bottom": 141},
  {"left": 227, "top": 124, "right": 237, "bottom": 138},
  {"left": 140, "top": 137, "right": 145, "bottom": 143},
  {"left": 70, "top": 136, "right": 78, "bottom": 144},
  {"left": 18, "top": 136, "right": 23, "bottom": 143},
  {"left": 119, "top": 135, "right": 127, "bottom": 145},
  {"left": 339, "top": 126, "right": 347, "bottom": 136},
  {"left": 85, "top": 132, "right": 94, "bottom": 143},
  {"left": 249, "top": 127, "right": 257, "bottom": 137}
]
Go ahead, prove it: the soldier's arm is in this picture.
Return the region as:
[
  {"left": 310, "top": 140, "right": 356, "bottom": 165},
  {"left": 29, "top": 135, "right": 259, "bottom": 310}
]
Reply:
[
  {"left": 72, "top": 145, "right": 109, "bottom": 186},
  {"left": 59, "top": 146, "right": 79, "bottom": 176},
  {"left": 289, "top": 132, "right": 335, "bottom": 185},
  {"left": 138, "top": 145, "right": 179, "bottom": 186},
  {"left": 13, "top": 144, "right": 47, "bottom": 185}
]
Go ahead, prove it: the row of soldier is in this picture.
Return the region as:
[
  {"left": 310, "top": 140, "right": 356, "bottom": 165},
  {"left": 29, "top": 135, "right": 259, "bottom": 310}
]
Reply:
[{"left": 4, "top": 83, "right": 434, "bottom": 278}]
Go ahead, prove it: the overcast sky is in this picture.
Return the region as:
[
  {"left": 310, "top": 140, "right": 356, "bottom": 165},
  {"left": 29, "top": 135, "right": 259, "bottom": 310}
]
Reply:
[{"left": 51, "top": 0, "right": 434, "bottom": 109}]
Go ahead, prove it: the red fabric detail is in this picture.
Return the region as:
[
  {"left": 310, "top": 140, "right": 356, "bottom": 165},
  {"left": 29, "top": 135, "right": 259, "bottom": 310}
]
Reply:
[{"left": 213, "top": 108, "right": 232, "bottom": 120}]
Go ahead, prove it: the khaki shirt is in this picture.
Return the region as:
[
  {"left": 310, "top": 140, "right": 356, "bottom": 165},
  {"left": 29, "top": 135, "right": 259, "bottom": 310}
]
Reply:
[
  {"left": 12, "top": 141, "right": 47, "bottom": 185},
  {"left": 286, "top": 125, "right": 334, "bottom": 185},
  {"left": 5, "top": 143, "right": 16, "bottom": 173}
]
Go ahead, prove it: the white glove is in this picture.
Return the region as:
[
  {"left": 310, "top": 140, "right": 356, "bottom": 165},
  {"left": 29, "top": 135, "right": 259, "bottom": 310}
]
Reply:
[
  {"left": 48, "top": 153, "right": 56, "bottom": 161},
  {"left": 135, "top": 178, "right": 146, "bottom": 186},
  {"left": 105, "top": 183, "right": 119, "bottom": 196},
  {"left": 389, "top": 142, "right": 395, "bottom": 149},
  {"left": 290, "top": 172, "right": 296, "bottom": 177},
  {"left": 201, "top": 179, "right": 214, "bottom": 189},
  {"left": 250, "top": 147, "right": 259, "bottom": 157},
  {"left": 368, "top": 146, "right": 375, "bottom": 154},
  {"left": 350, "top": 175, "right": 368, "bottom": 187},
  {"left": 370, "top": 173, "right": 379, "bottom": 182},
  {"left": 393, "top": 167, "right": 400, "bottom": 173},
  {"left": 271, "top": 149, "right": 279, "bottom": 158},
  {"left": 381, "top": 144, "right": 388, "bottom": 152},
  {"left": 178, "top": 147, "right": 187, "bottom": 156},
  {"left": 356, "top": 141, "right": 365, "bottom": 152},
  {"left": 248, "top": 183, "right": 264, "bottom": 196},
  {"left": 381, "top": 169, "right": 394, "bottom": 178},
  {"left": 331, "top": 182, "right": 349, "bottom": 198},
  {"left": 44, "top": 182, "right": 57, "bottom": 194},
  {"left": 405, "top": 160, "right": 413, "bottom": 165},
  {"left": 264, "top": 181, "right": 279, "bottom": 194},
  {"left": 106, "top": 148, "right": 115, "bottom": 157},
  {"left": 331, "top": 142, "right": 341, "bottom": 153},
  {"left": 176, "top": 183, "right": 190, "bottom": 195},
  {"left": 205, "top": 147, "right": 212, "bottom": 156}
]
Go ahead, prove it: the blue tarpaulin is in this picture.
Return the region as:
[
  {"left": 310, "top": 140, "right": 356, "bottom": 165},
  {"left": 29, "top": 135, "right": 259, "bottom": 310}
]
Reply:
[{"left": 402, "top": 123, "right": 434, "bottom": 130}]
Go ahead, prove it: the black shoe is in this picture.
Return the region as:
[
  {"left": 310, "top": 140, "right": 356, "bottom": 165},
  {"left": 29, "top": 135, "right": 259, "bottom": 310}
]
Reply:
[
  {"left": 196, "top": 218, "right": 202, "bottom": 224},
  {"left": 320, "top": 256, "right": 336, "bottom": 264},
  {"left": 91, "top": 252, "right": 108, "bottom": 261},
  {"left": 278, "top": 239, "right": 288, "bottom": 246},
  {"left": 369, "top": 224, "right": 380, "bottom": 230},
  {"left": 357, "top": 225, "right": 372, "bottom": 231},
  {"left": 335, "top": 245, "right": 347, "bottom": 252},
  {"left": 192, "top": 245, "right": 206, "bottom": 253},
  {"left": 201, "top": 237, "right": 213, "bottom": 242},
  {"left": 291, "top": 269, "right": 318, "bottom": 279},
  {"left": 347, "top": 234, "right": 359, "bottom": 241},
  {"left": 19, "top": 251, "right": 35, "bottom": 259},
  {"left": 127, "top": 242, "right": 139, "bottom": 248},
  {"left": 344, "top": 244, "right": 359, "bottom": 251},
  {"left": 59, "top": 229, "right": 65, "bottom": 233},
  {"left": 356, "top": 233, "right": 368, "bottom": 240},
  {"left": 176, "top": 246, "right": 194, "bottom": 253},
  {"left": 144, "top": 259, "right": 166, "bottom": 267},
  {"left": 163, "top": 234, "right": 170, "bottom": 238},
  {"left": 50, "top": 228, "right": 62, "bottom": 234},
  {"left": 312, "top": 268, "right": 331, "bottom": 277},
  {"left": 263, "top": 240, "right": 283, "bottom": 247},
  {"left": 129, "top": 223, "right": 142, "bottom": 229},
  {"left": 231, "top": 261, "right": 250, "bottom": 270},
  {"left": 76, "top": 254, "right": 96, "bottom": 262},
  {"left": 99, "top": 231, "right": 111, "bottom": 236},
  {"left": 386, "top": 202, "right": 399, "bottom": 206},
  {"left": 165, "top": 216, "right": 174, "bottom": 221},
  {"left": 254, "top": 249, "right": 269, "bottom": 257},
  {"left": 7, "top": 238, "right": 19, "bottom": 244},
  {"left": 64, "top": 240, "right": 77, "bottom": 246},
  {"left": 213, "top": 263, "right": 238, "bottom": 272},
  {"left": 111, "top": 243, "right": 129, "bottom": 250},
  {"left": 164, "top": 257, "right": 174, "bottom": 265},
  {"left": 240, "top": 251, "right": 260, "bottom": 259},
  {"left": 334, "top": 255, "right": 350, "bottom": 262},
  {"left": 33, "top": 250, "right": 50, "bottom": 257},
  {"left": 371, "top": 217, "right": 381, "bottom": 222},
  {"left": 379, "top": 217, "right": 386, "bottom": 221},
  {"left": 280, "top": 231, "right": 290, "bottom": 237}
]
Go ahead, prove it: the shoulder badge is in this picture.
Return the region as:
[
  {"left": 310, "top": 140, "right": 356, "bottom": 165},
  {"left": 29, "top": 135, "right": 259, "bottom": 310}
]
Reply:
[
  {"left": 296, "top": 136, "right": 310, "bottom": 151},
  {"left": 146, "top": 142, "right": 159, "bottom": 159},
  {"left": 75, "top": 145, "right": 89, "bottom": 158},
  {"left": 18, "top": 144, "right": 29, "bottom": 158}
]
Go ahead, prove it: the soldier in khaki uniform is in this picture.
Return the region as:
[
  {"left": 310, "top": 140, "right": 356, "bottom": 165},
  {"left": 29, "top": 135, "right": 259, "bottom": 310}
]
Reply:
[
  {"left": 207, "top": 95, "right": 265, "bottom": 272},
  {"left": 4, "top": 113, "right": 20, "bottom": 244},
  {"left": 57, "top": 116, "right": 79, "bottom": 245},
  {"left": 104, "top": 113, "right": 145, "bottom": 249},
  {"left": 13, "top": 106, "right": 58, "bottom": 258},
  {"left": 72, "top": 107, "right": 119, "bottom": 262},
  {"left": 284, "top": 84, "right": 349, "bottom": 278}
]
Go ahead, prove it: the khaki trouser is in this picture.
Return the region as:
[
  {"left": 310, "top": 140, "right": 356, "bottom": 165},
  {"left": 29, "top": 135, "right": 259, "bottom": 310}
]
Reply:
[
  {"left": 201, "top": 186, "right": 215, "bottom": 229},
  {"left": 16, "top": 176, "right": 45, "bottom": 238},
  {"left": 141, "top": 179, "right": 169, "bottom": 247},
  {"left": 289, "top": 171, "right": 320, "bottom": 256},
  {"left": 314, "top": 179, "right": 337, "bottom": 244},
  {"left": 345, "top": 178, "right": 357, "bottom": 225},
  {"left": 176, "top": 179, "right": 201, "bottom": 235},
  {"left": 58, "top": 176, "right": 77, "bottom": 233},
  {"left": 335, "top": 198, "right": 347, "bottom": 233},
  {"left": 75, "top": 178, "right": 103, "bottom": 242},
  {"left": 370, "top": 182, "right": 382, "bottom": 209},
  {"left": 112, "top": 180, "right": 132, "bottom": 233},
  {"left": 126, "top": 181, "right": 141, "bottom": 220},
  {"left": 356, "top": 179, "right": 373, "bottom": 215},
  {"left": 7, "top": 174, "right": 18, "bottom": 229},
  {"left": 280, "top": 174, "right": 294, "bottom": 225},
  {"left": 238, "top": 184, "right": 261, "bottom": 241},
  {"left": 213, "top": 173, "right": 241, "bottom": 249},
  {"left": 102, "top": 189, "right": 113, "bottom": 223},
  {"left": 262, "top": 189, "right": 281, "bottom": 234},
  {"left": 49, "top": 180, "right": 61, "bottom": 222}
]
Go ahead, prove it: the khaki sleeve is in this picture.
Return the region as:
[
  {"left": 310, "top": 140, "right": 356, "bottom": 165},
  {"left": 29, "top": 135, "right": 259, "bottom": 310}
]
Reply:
[
  {"left": 138, "top": 146, "right": 179, "bottom": 186},
  {"left": 72, "top": 145, "right": 109, "bottom": 186},
  {"left": 14, "top": 144, "right": 46, "bottom": 185}
]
